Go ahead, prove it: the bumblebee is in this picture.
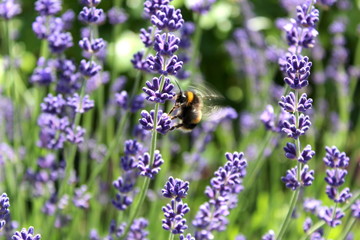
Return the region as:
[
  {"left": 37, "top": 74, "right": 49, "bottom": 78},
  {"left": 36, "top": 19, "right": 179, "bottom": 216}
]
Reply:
[{"left": 168, "top": 81, "right": 222, "bottom": 131}]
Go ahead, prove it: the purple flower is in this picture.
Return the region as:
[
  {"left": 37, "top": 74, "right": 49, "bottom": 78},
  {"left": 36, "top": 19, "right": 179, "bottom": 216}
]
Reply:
[
  {"left": 79, "top": 59, "right": 102, "bottom": 77},
  {"left": 162, "top": 199, "right": 189, "bottom": 234},
  {"left": 32, "top": 16, "right": 64, "bottom": 39},
  {"left": 113, "top": 175, "right": 136, "bottom": 193},
  {"left": 282, "top": 114, "right": 311, "bottom": 139},
  {"left": 318, "top": 0, "right": 336, "bottom": 7},
  {"left": 37, "top": 113, "right": 69, "bottom": 150},
  {"left": 137, "top": 150, "right": 164, "bottom": 178},
  {"left": 284, "top": 55, "right": 312, "bottom": 89},
  {"left": 79, "top": 6, "right": 104, "bottom": 24},
  {"left": 30, "top": 57, "right": 56, "bottom": 85},
  {"left": 296, "top": 4, "right": 319, "bottom": 27},
  {"left": 40, "top": 94, "right": 66, "bottom": 114},
  {"left": 190, "top": 0, "right": 216, "bottom": 14},
  {"left": 151, "top": 5, "right": 184, "bottom": 32},
  {"left": 281, "top": 165, "right": 314, "bottom": 190},
  {"left": 12, "top": 226, "right": 41, "bottom": 240},
  {"left": 279, "top": 92, "right": 313, "bottom": 113},
  {"left": 128, "top": 218, "right": 149, "bottom": 239},
  {"left": 325, "top": 186, "right": 352, "bottom": 203},
  {"left": 124, "top": 139, "right": 143, "bottom": 156},
  {"left": 115, "top": 91, "right": 128, "bottom": 109},
  {"left": 67, "top": 93, "right": 94, "bottom": 113},
  {"left": 351, "top": 200, "right": 360, "bottom": 218},
  {"left": 180, "top": 234, "right": 195, "bottom": 240},
  {"left": 73, "top": 185, "right": 91, "bottom": 209},
  {"left": 162, "top": 177, "right": 189, "bottom": 202},
  {"left": 298, "top": 145, "right": 315, "bottom": 164},
  {"left": 143, "top": 0, "right": 170, "bottom": 18},
  {"left": 35, "top": 0, "right": 61, "bottom": 16},
  {"left": 143, "top": 77, "right": 175, "bottom": 103},
  {"left": 262, "top": 230, "right": 275, "bottom": 240},
  {"left": 66, "top": 126, "right": 86, "bottom": 144},
  {"left": 112, "top": 194, "right": 133, "bottom": 211},
  {"left": 140, "top": 27, "right": 159, "bottom": 47},
  {"left": 147, "top": 53, "right": 183, "bottom": 76},
  {"left": 131, "top": 51, "right": 151, "bottom": 72},
  {"left": 324, "top": 169, "right": 347, "bottom": 187},
  {"left": 56, "top": 59, "right": 81, "bottom": 94},
  {"left": 48, "top": 32, "right": 73, "bottom": 54},
  {"left": 154, "top": 33, "right": 180, "bottom": 56},
  {"left": 303, "top": 217, "right": 312, "bottom": 233},
  {"left": 81, "top": 0, "right": 101, "bottom": 7},
  {"left": 79, "top": 37, "right": 105, "bottom": 53},
  {"left": 260, "top": 105, "right": 276, "bottom": 131},
  {"left": 323, "top": 146, "right": 349, "bottom": 168},
  {"left": 284, "top": 142, "right": 297, "bottom": 159},
  {"left": 0, "top": 193, "right": 10, "bottom": 230},
  {"left": 284, "top": 19, "right": 318, "bottom": 50},
  {"left": 108, "top": 7, "right": 127, "bottom": 25},
  {"left": 318, "top": 206, "right": 344, "bottom": 227},
  {"left": 0, "top": 0, "right": 21, "bottom": 20},
  {"left": 61, "top": 9, "right": 75, "bottom": 30},
  {"left": 139, "top": 109, "right": 172, "bottom": 135},
  {"left": 130, "top": 94, "right": 146, "bottom": 113},
  {"left": 303, "top": 198, "right": 322, "bottom": 214}
]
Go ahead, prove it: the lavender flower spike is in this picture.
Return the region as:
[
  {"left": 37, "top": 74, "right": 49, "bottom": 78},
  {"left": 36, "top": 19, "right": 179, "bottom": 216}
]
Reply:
[
  {"left": 35, "top": 0, "right": 61, "bottom": 16},
  {"left": 0, "top": 0, "right": 22, "bottom": 19},
  {"left": 0, "top": 193, "right": 10, "bottom": 230},
  {"left": 137, "top": 150, "right": 164, "bottom": 178},
  {"left": 162, "top": 199, "right": 190, "bottom": 234},
  {"left": 139, "top": 109, "right": 172, "bottom": 135},
  {"left": 351, "top": 200, "right": 360, "bottom": 218},
  {"left": 151, "top": 5, "right": 184, "bottom": 32},
  {"left": 282, "top": 114, "right": 311, "bottom": 139},
  {"left": 142, "top": 76, "right": 176, "bottom": 103},
  {"left": 318, "top": 206, "right": 344, "bottom": 227},
  {"left": 284, "top": 55, "right": 312, "bottom": 89},
  {"left": 162, "top": 177, "right": 189, "bottom": 202},
  {"left": 12, "top": 226, "right": 41, "bottom": 240},
  {"left": 323, "top": 146, "right": 349, "bottom": 168}
]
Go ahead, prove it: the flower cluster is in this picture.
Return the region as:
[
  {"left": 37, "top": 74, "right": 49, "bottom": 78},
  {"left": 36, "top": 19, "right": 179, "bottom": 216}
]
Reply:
[
  {"left": 162, "top": 177, "right": 190, "bottom": 235},
  {"left": 0, "top": 193, "right": 10, "bottom": 231},
  {"left": 192, "top": 152, "right": 248, "bottom": 240},
  {"left": 279, "top": 1, "right": 318, "bottom": 191},
  {"left": 0, "top": 0, "right": 21, "bottom": 20},
  {"left": 12, "top": 226, "right": 41, "bottom": 240},
  {"left": 112, "top": 139, "right": 144, "bottom": 211}
]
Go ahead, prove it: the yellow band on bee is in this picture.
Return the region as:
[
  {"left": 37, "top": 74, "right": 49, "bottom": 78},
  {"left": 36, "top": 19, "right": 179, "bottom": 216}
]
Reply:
[{"left": 186, "top": 91, "right": 194, "bottom": 104}]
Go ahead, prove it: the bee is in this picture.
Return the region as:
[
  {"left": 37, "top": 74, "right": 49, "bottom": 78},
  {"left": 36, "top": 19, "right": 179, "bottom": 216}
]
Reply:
[{"left": 168, "top": 81, "right": 222, "bottom": 131}]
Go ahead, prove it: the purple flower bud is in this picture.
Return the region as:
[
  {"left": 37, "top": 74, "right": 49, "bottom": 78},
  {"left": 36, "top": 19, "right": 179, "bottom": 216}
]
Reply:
[
  {"left": 79, "top": 59, "right": 102, "bottom": 77},
  {"left": 140, "top": 27, "right": 159, "bottom": 48},
  {"left": 162, "top": 177, "right": 189, "bottom": 201},
  {"left": 32, "top": 16, "right": 64, "bottom": 39},
  {"left": 79, "top": 37, "right": 105, "bottom": 53},
  {"left": 284, "top": 142, "right": 297, "bottom": 159},
  {"left": 41, "top": 94, "right": 66, "bottom": 114},
  {"left": 61, "top": 9, "right": 75, "bottom": 30},
  {"left": 124, "top": 139, "right": 142, "bottom": 156},
  {"left": 12, "top": 226, "right": 41, "bottom": 240},
  {"left": 120, "top": 155, "right": 137, "bottom": 171},
  {"left": 325, "top": 169, "right": 347, "bottom": 187},
  {"left": 79, "top": 6, "right": 104, "bottom": 24},
  {"left": 37, "top": 114, "right": 69, "bottom": 150},
  {"left": 262, "top": 230, "right": 275, "bottom": 240},
  {"left": 325, "top": 186, "right": 352, "bottom": 203},
  {"left": 281, "top": 165, "right": 314, "bottom": 190},
  {"left": 139, "top": 109, "right": 172, "bottom": 135},
  {"left": 143, "top": 0, "right": 169, "bottom": 18},
  {"left": 296, "top": 4, "right": 319, "bottom": 27},
  {"left": 48, "top": 32, "right": 73, "bottom": 54},
  {"left": 282, "top": 114, "right": 311, "bottom": 139},
  {"left": 131, "top": 51, "right": 151, "bottom": 72},
  {"left": 351, "top": 200, "right": 360, "bottom": 218},
  {"left": 154, "top": 33, "right": 180, "bottom": 56},
  {"left": 151, "top": 5, "right": 184, "bottom": 32},
  {"left": 66, "top": 126, "right": 86, "bottom": 144},
  {"left": 147, "top": 53, "right": 183, "bottom": 76},
  {"left": 323, "top": 146, "right": 349, "bottom": 168},
  {"left": 81, "top": 0, "right": 101, "bottom": 7},
  {"left": 112, "top": 193, "right": 132, "bottom": 211},
  {"left": 180, "top": 234, "right": 195, "bottom": 240},
  {"left": 284, "top": 20, "right": 318, "bottom": 50},
  {"left": 162, "top": 199, "right": 189, "bottom": 234},
  {"left": 260, "top": 105, "right": 276, "bottom": 131},
  {"left": 284, "top": 55, "right": 312, "bottom": 89},
  {"left": 108, "top": 7, "right": 127, "bottom": 25},
  {"left": 303, "top": 217, "right": 312, "bottom": 233},
  {"left": 190, "top": 0, "right": 216, "bottom": 15},
  {"left": 279, "top": 92, "right": 313, "bottom": 113},
  {"left": 298, "top": 145, "right": 315, "bottom": 164},
  {"left": 73, "top": 185, "right": 91, "bottom": 209},
  {"left": 297, "top": 93, "right": 313, "bottom": 113},
  {"left": 318, "top": 206, "right": 344, "bottom": 227},
  {"left": 35, "top": 0, "right": 61, "bottom": 16},
  {"left": 30, "top": 57, "right": 56, "bottom": 85},
  {"left": 67, "top": 93, "right": 94, "bottom": 113},
  {"left": 143, "top": 76, "right": 175, "bottom": 103},
  {"left": 113, "top": 175, "right": 135, "bottom": 193},
  {"left": 0, "top": 193, "right": 10, "bottom": 230},
  {"left": 130, "top": 94, "right": 145, "bottom": 113},
  {"left": 0, "top": 0, "right": 21, "bottom": 20},
  {"left": 303, "top": 198, "right": 322, "bottom": 214},
  {"left": 137, "top": 150, "right": 164, "bottom": 178}
]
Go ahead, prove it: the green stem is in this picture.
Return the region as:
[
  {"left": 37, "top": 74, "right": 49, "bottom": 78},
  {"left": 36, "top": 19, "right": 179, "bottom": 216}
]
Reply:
[
  {"left": 189, "top": 13, "right": 202, "bottom": 77},
  {"left": 169, "top": 233, "right": 175, "bottom": 240},
  {"left": 277, "top": 189, "right": 300, "bottom": 240},
  {"left": 338, "top": 217, "right": 357, "bottom": 240}
]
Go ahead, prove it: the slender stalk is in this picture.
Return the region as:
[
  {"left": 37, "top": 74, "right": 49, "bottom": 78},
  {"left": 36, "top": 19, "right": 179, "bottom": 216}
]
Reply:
[
  {"left": 169, "top": 233, "right": 175, "bottom": 240},
  {"left": 338, "top": 217, "right": 357, "bottom": 240},
  {"left": 276, "top": 189, "right": 300, "bottom": 240}
]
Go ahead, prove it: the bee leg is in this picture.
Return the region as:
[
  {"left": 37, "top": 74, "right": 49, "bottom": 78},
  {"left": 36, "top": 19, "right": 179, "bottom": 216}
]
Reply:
[
  {"left": 168, "top": 105, "right": 179, "bottom": 115},
  {"left": 170, "top": 115, "right": 179, "bottom": 120},
  {"left": 170, "top": 123, "right": 183, "bottom": 131}
]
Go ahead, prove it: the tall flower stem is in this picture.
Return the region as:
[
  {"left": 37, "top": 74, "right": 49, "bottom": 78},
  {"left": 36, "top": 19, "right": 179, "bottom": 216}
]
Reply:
[
  {"left": 338, "top": 217, "right": 356, "bottom": 240},
  {"left": 277, "top": 189, "right": 300, "bottom": 240}
]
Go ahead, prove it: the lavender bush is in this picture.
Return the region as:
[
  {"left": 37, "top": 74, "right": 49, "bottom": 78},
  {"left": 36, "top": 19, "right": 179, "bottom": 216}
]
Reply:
[{"left": 0, "top": 0, "right": 359, "bottom": 239}]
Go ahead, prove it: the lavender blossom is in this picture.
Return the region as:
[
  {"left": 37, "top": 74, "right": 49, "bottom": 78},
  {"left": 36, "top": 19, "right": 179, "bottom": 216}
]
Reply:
[
  {"left": 79, "top": 37, "right": 105, "bottom": 53},
  {"left": 284, "top": 142, "right": 297, "bottom": 159},
  {"left": 137, "top": 150, "right": 164, "bottom": 178},
  {"left": 0, "top": 0, "right": 21, "bottom": 20},
  {"left": 162, "top": 177, "right": 189, "bottom": 202},
  {"left": 0, "top": 193, "right": 10, "bottom": 231},
  {"left": 48, "top": 31, "right": 73, "bottom": 54},
  {"left": 162, "top": 199, "right": 190, "bottom": 234},
  {"left": 282, "top": 114, "right": 311, "bottom": 139},
  {"left": 140, "top": 27, "right": 159, "bottom": 47},
  {"left": 73, "top": 185, "right": 91, "bottom": 209},
  {"left": 139, "top": 109, "right": 172, "bottom": 135},
  {"left": 318, "top": 207, "right": 344, "bottom": 227},
  {"left": 143, "top": 0, "right": 170, "bottom": 18},
  {"left": 131, "top": 51, "right": 151, "bottom": 72},
  {"left": 262, "top": 230, "right": 275, "bottom": 240},
  {"left": 284, "top": 55, "right": 312, "bottom": 89},
  {"left": 151, "top": 5, "right": 184, "bottom": 32},
  {"left": 351, "top": 200, "right": 360, "bottom": 218},
  {"left": 147, "top": 53, "right": 183, "bottom": 76},
  {"left": 67, "top": 93, "right": 94, "bottom": 113},
  {"left": 154, "top": 33, "right": 180, "bottom": 56},
  {"left": 61, "top": 9, "right": 75, "bottom": 30},
  {"left": 325, "top": 186, "right": 352, "bottom": 203},
  {"left": 40, "top": 94, "right": 66, "bottom": 114},
  {"left": 79, "top": 6, "right": 103, "bottom": 24},
  {"left": 296, "top": 3, "right": 319, "bottom": 27},
  {"left": 323, "top": 146, "right": 349, "bottom": 168},
  {"left": 190, "top": 0, "right": 216, "bottom": 14},
  {"left": 30, "top": 57, "right": 56, "bottom": 85},
  {"left": 11, "top": 226, "right": 41, "bottom": 240},
  {"left": 142, "top": 77, "right": 175, "bottom": 103},
  {"left": 108, "top": 7, "right": 127, "bottom": 25},
  {"left": 180, "top": 234, "right": 195, "bottom": 240},
  {"left": 79, "top": 59, "right": 102, "bottom": 77},
  {"left": 303, "top": 198, "right": 322, "bottom": 214},
  {"left": 35, "top": 0, "right": 61, "bottom": 16},
  {"left": 279, "top": 92, "right": 313, "bottom": 113},
  {"left": 32, "top": 16, "right": 63, "bottom": 39},
  {"left": 66, "top": 126, "right": 86, "bottom": 144},
  {"left": 37, "top": 113, "right": 69, "bottom": 150},
  {"left": 281, "top": 165, "right": 314, "bottom": 190},
  {"left": 298, "top": 145, "right": 315, "bottom": 164}
]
